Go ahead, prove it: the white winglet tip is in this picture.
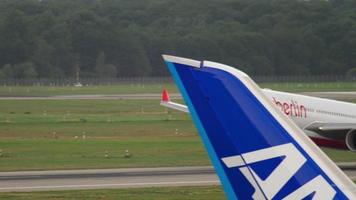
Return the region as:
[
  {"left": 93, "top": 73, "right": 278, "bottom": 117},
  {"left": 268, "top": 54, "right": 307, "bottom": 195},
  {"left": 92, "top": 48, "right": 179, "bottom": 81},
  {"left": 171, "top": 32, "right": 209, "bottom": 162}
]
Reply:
[{"left": 162, "top": 55, "right": 201, "bottom": 68}]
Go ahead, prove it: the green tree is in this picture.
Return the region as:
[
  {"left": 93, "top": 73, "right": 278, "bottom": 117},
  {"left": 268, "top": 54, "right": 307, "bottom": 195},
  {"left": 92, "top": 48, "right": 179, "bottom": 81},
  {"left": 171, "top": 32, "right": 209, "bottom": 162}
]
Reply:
[
  {"left": 23, "top": 66, "right": 38, "bottom": 79},
  {"left": 0, "top": 0, "right": 355, "bottom": 78},
  {"left": 346, "top": 67, "right": 356, "bottom": 81},
  {"left": 2, "top": 64, "right": 14, "bottom": 78},
  {"left": 12, "top": 62, "right": 38, "bottom": 79},
  {"left": 95, "top": 52, "right": 117, "bottom": 78}
]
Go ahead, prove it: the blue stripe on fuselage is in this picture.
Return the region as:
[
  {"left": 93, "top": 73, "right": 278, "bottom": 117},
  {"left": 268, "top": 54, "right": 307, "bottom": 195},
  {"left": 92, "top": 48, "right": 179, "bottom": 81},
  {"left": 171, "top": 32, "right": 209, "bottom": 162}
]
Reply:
[{"left": 166, "top": 61, "right": 348, "bottom": 199}]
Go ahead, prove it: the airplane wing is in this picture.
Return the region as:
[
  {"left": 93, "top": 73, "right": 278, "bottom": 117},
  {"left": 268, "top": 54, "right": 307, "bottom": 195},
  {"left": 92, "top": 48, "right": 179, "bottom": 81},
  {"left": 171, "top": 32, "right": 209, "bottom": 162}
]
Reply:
[
  {"left": 305, "top": 122, "right": 356, "bottom": 150},
  {"left": 163, "top": 55, "right": 356, "bottom": 200},
  {"left": 160, "top": 89, "right": 189, "bottom": 113},
  {"left": 306, "top": 122, "right": 356, "bottom": 135}
]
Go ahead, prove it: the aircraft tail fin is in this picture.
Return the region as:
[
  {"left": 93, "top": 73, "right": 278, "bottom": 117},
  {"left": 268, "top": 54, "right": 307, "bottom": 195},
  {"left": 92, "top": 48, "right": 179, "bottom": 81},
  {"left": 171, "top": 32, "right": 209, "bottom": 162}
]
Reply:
[
  {"left": 162, "top": 88, "right": 170, "bottom": 102},
  {"left": 163, "top": 55, "right": 356, "bottom": 200},
  {"left": 160, "top": 89, "right": 189, "bottom": 113}
]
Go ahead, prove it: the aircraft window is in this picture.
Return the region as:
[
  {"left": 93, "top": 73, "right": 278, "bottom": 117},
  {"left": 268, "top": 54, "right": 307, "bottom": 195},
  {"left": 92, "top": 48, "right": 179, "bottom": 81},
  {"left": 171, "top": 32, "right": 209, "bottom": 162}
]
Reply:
[{"left": 307, "top": 108, "right": 315, "bottom": 112}]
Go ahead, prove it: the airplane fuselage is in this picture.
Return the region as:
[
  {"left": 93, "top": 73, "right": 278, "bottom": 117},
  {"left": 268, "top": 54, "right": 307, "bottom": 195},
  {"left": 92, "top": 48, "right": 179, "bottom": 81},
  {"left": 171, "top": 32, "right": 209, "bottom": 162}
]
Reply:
[
  {"left": 263, "top": 89, "right": 356, "bottom": 150},
  {"left": 161, "top": 88, "right": 356, "bottom": 151}
]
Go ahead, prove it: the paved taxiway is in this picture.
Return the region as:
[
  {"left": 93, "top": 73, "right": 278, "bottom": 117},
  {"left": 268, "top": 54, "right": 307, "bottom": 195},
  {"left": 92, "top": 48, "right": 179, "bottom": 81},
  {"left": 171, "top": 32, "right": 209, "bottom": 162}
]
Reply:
[
  {"left": 302, "top": 91, "right": 356, "bottom": 100},
  {"left": 0, "top": 94, "right": 182, "bottom": 100},
  {"left": 0, "top": 166, "right": 219, "bottom": 192},
  {"left": 0, "top": 165, "right": 355, "bottom": 192},
  {"left": 0, "top": 91, "right": 355, "bottom": 100}
]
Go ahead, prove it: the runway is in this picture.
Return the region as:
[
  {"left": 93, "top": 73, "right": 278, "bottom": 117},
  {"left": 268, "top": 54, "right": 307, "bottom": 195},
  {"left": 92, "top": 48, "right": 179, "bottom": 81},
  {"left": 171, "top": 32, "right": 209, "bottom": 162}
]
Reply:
[
  {"left": 301, "top": 91, "right": 356, "bottom": 100},
  {"left": 0, "top": 165, "right": 355, "bottom": 192},
  {"left": 0, "top": 94, "right": 182, "bottom": 100},
  {"left": 0, "top": 166, "right": 219, "bottom": 192},
  {"left": 0, "top": 91, "right": 355, "bottom": 100}
]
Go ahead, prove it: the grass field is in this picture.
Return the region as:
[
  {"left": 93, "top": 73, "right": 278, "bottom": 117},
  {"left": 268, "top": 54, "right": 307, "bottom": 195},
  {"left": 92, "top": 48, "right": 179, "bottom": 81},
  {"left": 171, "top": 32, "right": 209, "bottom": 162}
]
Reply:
[
  {"left": 0, "top": 99, "right": 210, "bottom": 171},
  {"left": 260, "top": 82, "right": 356, "bottom": 92},
  {"left": 2, "top": 182, "right": 356, "bottom": 199},
  {"left": 0, "top": 186, "right": 225, "bottom": 200},
  {"left": 1, "top": 81, "right": 356, "bottom": 97},
  {"left": 0, "top": 99, "right": 355, "bottom": 171},
  {"left": 0, "top": 139, "right": 209, "bottom": 171}
]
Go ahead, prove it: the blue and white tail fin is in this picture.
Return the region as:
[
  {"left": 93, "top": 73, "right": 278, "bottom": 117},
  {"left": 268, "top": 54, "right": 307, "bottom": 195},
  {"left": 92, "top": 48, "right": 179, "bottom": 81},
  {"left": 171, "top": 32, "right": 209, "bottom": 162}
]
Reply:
[{"left": 163, "top": 55, "right": 356, "bottom": 200}]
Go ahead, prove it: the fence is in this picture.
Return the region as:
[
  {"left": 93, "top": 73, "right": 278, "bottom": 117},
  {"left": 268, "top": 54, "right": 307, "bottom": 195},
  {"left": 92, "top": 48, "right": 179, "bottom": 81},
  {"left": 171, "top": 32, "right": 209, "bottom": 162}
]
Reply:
[
  {"left": 0, "top": 75, "right": 352, "bottom": 86},
  {"left": 252, "top": 75, "right": 347, "bottom": 83},
  {"left": 0, "top": 77, "right": 173, "bottom": 86}
]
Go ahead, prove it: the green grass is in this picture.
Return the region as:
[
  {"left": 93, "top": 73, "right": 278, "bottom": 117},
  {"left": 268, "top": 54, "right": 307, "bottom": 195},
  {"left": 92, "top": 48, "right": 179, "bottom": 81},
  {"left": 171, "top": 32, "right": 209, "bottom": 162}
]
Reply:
[
  {"left": 260, "top": 82, "right": 356, "bottom": 92},
  {"left": 0, "top": 139, "right": 351, "bottom": 171},
  {"left": 0, "top": 186, "right": 225, "bottom": 200},
  {"left": 0, "top": 99, "right": 355, "bottom": 171},
  {"left": 0, "top": 139, "right": 209, "bottom": 171},
  {"left": 1, "top": 81, "right": 356, "bottom": 97},
  {"left": 0, "top": 99, "right": 193, "bottom": 139},
  {"left": 1, "top": 183, "right": 356, "bottom": 199},
  {"left": 321, "top": 148, "right": 356, "bottom": 162},
  {"left": 0, "top": 99, "right": 211, "bottom": 171}
]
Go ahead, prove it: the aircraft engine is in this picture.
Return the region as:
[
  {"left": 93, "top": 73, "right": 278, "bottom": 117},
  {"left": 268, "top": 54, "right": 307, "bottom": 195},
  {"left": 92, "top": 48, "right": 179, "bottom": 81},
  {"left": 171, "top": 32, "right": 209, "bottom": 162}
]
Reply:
[{"left": 346, "top": 129, "right": 356, "bottom": 151}]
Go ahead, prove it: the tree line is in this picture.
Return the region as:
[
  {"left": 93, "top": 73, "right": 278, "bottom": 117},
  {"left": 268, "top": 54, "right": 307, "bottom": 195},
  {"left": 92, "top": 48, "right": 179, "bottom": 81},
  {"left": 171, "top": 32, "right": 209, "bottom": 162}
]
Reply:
[{"left": 0, "top": 0, "right": 355, "bottom": 78}]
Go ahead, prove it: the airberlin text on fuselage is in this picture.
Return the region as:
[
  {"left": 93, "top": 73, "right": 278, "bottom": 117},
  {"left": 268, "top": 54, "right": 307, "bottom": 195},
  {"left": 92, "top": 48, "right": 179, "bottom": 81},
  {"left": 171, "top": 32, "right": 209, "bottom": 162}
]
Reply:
[{"left": 273, "top": 97, "right": 307, "bottom": 118}]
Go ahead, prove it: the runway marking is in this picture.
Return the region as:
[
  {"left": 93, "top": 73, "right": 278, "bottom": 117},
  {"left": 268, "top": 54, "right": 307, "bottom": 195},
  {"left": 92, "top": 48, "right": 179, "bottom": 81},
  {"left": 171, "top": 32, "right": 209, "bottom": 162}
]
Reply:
[
  {"left": 0, "top": 166, "right": 353, "bottom": 192},
  {"left": 0, "top": 180, "right": 220, "bottom": 191}
]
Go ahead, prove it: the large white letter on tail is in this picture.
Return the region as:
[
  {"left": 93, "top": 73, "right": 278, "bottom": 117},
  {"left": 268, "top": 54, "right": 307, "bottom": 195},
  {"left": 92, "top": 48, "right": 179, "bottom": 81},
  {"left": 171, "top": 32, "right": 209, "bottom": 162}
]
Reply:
[{"left": 222, "top": 143, "right": 336, "bottom": 199}]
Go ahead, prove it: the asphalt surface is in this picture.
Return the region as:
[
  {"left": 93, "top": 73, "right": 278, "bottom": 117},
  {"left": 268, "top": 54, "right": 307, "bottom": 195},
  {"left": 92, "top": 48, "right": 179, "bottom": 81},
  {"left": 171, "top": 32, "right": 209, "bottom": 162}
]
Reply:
[
  {"left": 0, "top": 165, "right": 355, "bottom": 192},
  {"left": 0, "top": 166, "right": 219, "bottom": 192},
  {"left": 0, "top": 94, "right": 182, "bottom": 100},
  {"left": 0, "top": 91, "right": 356, "bottom": 100},
  {"left": 301, "top": 91, "right": 356, "bottom": 100}
]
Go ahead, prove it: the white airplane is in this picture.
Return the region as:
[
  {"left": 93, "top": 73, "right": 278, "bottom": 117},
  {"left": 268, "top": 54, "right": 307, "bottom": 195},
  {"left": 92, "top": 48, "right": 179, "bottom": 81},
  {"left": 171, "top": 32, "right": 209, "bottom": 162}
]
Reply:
[
  {"left": 163, "top": 55, "right": 356, "bottom": 199},
  {"left": 161, "top": 65, "right": 356, "bottom": 152}
]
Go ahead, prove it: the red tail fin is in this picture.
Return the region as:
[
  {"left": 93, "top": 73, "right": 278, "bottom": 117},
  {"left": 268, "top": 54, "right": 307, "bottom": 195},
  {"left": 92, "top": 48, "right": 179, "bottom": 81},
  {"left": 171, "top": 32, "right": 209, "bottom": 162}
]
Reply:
[{"left": 162, "top": 89, "right": 170, "bottom": 102}]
